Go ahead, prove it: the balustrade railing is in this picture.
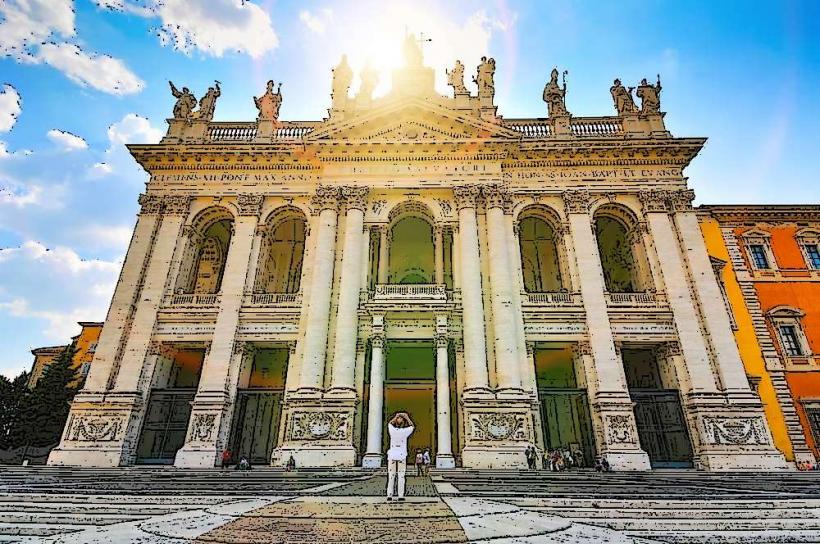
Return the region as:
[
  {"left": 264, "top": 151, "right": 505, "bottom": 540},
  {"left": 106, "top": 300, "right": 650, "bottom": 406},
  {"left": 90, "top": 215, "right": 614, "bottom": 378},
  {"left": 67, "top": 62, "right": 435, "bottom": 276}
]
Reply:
[
  {"left": 168, "top": 293, "right": 220, "bottom": 306},
  {"left": 207, "top": 123, "right": 257, "bottom": 142},
  {"left": 507, "top": 122, "right": 551, "bottom": 139},
  {"left": 524, "top": 291, "right": 580, "bottom": 305},
  {"left": 571, "top": 118, "right": 623, "bottom": 137},
  {"left": 372, "top": 284, "right": 448, "bottom": 301},
  {"left": 605, "top": 291, "right": 664, "bottom": 306},
  {"left": 275, "top": 126, "right": 314, "bottom": 139},
  {"left": 248, "top": 292, "right": 302, "bottom": 306}
]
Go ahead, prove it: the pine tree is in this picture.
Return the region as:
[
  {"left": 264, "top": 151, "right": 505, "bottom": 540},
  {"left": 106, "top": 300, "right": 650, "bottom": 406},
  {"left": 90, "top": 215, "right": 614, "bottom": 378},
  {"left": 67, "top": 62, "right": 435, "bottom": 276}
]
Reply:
[
  {"left": 10, "top": 346, "right": 79, "bottom": 449},
  {"left": 0, "top": 372, "right": 29, "bottom": 450}
]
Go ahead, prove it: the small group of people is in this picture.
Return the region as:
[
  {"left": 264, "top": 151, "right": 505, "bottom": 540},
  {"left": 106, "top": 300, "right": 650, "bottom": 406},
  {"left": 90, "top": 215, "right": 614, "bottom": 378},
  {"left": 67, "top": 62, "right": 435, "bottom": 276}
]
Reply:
[
  {"left": 220, "top": 450, "right": 252, "bottom": 472},
  {"left": 796, "top": 460, "right": 818, "bottom": 471},
  {"left": 413, "top": 448, "right": 432, "bottom": 476},
  {"left": 524, "top": 445, "right": 585, "bottom": 471}
]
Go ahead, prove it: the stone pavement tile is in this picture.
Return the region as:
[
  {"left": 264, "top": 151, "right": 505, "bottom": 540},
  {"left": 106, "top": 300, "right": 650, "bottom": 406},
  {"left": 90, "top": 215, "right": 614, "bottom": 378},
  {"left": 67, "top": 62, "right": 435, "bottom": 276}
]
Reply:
[
  {"left": 456, "top": 508, "right": 571, "bottom": 540},
  {"left": 443, "top": 497, "right": 520, "bottom": 517},
  {"left": 323, "top": 475, "right": 438, "bottom": 497},
  {"left": 194, "top": 497, "right": 468, "bottom": 544}
]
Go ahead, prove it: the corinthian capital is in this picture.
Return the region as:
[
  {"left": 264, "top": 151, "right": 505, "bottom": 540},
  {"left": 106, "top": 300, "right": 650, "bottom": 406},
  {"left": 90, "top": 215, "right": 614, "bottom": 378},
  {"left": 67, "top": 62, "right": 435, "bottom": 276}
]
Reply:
[
  {"left": 138, "top": 194, "right": 162, "bottom": 215},
  {"left": 342, "top": 186, "right": 370, "bottom": 211},
  {"left": 453, "top": 184, "right": 481, "bottom": 211},
  {"left": 669, "top": 189, "right": 696, "bottom": 212},
  {"left": 162, "top": 195, "right": 192, "bottom": 216},
  {"left": 483, "top": 185, "right": 512, "bottom": 212},
  {"left": 639, "top": 189, "right": 670, "bottom": 213},
  {"left": 562, "top": 189, "right": 590, "bottom": 215},
  {"left": 237, "top": 194, "right": 264, "bottom": 216},
  {"left": 311, "top": 185, "right": 341, "bottom": 213}
]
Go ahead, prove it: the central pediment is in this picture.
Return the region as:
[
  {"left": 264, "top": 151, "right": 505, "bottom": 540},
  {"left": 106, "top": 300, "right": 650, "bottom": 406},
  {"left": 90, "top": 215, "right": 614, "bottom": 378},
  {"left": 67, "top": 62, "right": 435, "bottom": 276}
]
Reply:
[{"left": 305, "top": 97, "right": 521, "bottom": 143}]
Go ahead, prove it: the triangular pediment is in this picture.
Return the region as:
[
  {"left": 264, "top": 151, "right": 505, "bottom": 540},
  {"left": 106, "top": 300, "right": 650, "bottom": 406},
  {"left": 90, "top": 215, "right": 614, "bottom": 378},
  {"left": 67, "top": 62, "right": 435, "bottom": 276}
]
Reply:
[{"left": 306, "top": 97, "right": 521, "bottom": 143}]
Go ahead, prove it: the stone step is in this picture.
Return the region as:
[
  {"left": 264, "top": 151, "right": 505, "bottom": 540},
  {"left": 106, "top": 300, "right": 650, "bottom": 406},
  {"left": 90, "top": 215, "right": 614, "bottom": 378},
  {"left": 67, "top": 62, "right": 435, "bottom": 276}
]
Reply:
[
  {"left": 507, "top": 497, "right": 820, "bottom": 509},
  {"left": 569, "top": 516, "right": 820, "bottom": 532},
  {"left": 0, "top": 522, "right": 88, "bottom": 537},
  {"left": 0, "top": 512, "right": 145, "bottom": 525},
  {"left": 626, "top": 529, "right": 820, "bottom": 544},
  {"left": 525, "top": 506, "right": 820, "bottom": 519},
  {"left": 0, "top": 502, "right": 184, "bottom": 515}
]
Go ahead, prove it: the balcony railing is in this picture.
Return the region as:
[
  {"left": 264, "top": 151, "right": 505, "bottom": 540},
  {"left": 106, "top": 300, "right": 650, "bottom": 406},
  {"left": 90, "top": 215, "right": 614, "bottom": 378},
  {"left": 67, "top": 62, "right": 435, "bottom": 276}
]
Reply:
[
  {"left": 524, "top": 291, "right": 581, "bottom": 305},
  {"left": 167, "top": 293, "right": 220, "bottom": 307},
  {"left": 571, "top": 118, "right": 623, "bottom": 137},
  {"left": 207, "top": 123, "right": 257, "bottom": 142},
  {"left": 248, "top": 292, "right": 302, "bottom": 306},
  {"left": 507, "top": 121, "right": 551, "bottom": 139},
  {"left": 605, "top": 291, "right": 664, "bottom": 306},
  {"left": 372, "top": 284, "right": 448, "bottom": 301}
]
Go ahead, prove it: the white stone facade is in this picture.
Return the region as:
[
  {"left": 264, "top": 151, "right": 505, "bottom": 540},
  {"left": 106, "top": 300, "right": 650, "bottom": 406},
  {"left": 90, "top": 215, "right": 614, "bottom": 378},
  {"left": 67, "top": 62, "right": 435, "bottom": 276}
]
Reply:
[{"left": 49, "top": 54, "right": 788, "bottom": 472}]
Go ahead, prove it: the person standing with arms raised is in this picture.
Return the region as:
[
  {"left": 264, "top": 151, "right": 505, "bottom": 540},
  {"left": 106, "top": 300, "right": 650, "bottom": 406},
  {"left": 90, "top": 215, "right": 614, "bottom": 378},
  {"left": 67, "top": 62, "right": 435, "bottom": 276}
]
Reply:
[{"left": 386, "top": 412, "right": 415, "bottom": 501}]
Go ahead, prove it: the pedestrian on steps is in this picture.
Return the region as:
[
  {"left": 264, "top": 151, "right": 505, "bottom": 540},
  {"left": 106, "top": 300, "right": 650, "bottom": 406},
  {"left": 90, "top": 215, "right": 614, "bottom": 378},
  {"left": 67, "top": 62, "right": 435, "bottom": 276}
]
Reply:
[
  {"left": 422, "top": 449, "right": 431, "bottom": 475},
  {"left": 415, "top": 450, "right": 424, "bottom": 476},
  {"left": 386, "top": 411, "right": 415, "bottom": 502}
]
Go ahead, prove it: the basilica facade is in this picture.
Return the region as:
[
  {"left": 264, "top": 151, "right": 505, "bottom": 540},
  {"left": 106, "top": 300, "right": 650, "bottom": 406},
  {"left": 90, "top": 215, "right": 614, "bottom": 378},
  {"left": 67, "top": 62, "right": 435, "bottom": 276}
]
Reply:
[{"left": 49, "top": 41, "right": 788, "bottom": 471}]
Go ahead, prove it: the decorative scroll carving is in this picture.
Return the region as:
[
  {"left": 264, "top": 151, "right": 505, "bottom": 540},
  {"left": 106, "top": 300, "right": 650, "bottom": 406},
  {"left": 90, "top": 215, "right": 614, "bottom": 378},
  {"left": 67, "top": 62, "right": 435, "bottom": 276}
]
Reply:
[
  {"left": 189, "top": 413, "right": 217, "bottom": 442},
  {"left": 289, "top": 411, "right": 350, "bottom": 441},
  {"left": 606, "top": 414, "right": 636, "bottom": 444},
  {"left": 669, "top": 189, "right": 696, "bottom": 212},
  {"left": 639, "top": 189, "right": 670, "bottom": 213},
  {"left": 311, "top": 185, "right": 341, "bottom": 213},
  {"left": 138, "top": 194, "right": 162, "bottom": 215},
  {"left": 67, "top": 414, "right": 124, "bottom": 442},
  {"left": 637, "top": 76, "right": 662, "bottom": 115},
  {"left": 482, "top": 185, "right": 511, "bottom": 211},
  {"left": 471, "top": 413, "right": 527, "bottom": 441},
  {"left": 342, "top": 186, "right": 370, "bottom": 211},
  {"left": 162, "top": 195, "right": 191, "bottom": 216},
  {"left": 237, "top": 194, "right": 264, "bottom": 216},
  {"left": 703, "top": 417, "right": 770, "bottom": 445},
  {"left": 562, "top": 189, "right": 590, "bottom": 215},
  {"left": 453, "top": 185, "right": 481, "bottom": 210}
]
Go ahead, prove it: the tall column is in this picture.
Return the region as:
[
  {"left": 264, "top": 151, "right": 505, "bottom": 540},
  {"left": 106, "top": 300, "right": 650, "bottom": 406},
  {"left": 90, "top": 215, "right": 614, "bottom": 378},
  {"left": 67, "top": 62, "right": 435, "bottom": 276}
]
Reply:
[
  {"left": 435, "top": 317, "right": 455, "bottom": 468},
  {"left": 453, "top": 185, "right": 490, "bottom": 394},
  {"left": 329, "top": 187, "right": 369, "bottom": 395},
  {"left": 434, "top": 224, "right": 445, "bottom": 284},
  {"left": 670, "top": 190, "right": 750, "bottom": 392},
  {"left": 244, "top": 223, "right": 267, "bottom": 294},
  {"left": 165, "top": 224, "right": 198, "bottom": 296},
  {"left": 509, "top": 215, "right": 535, "bottom": 396},
  {"left": 639, "top": 190, "right": 720, "bottom": 393},
  {"left": 360, "top": 226, "right": 371, "bottom": 288},
  {"left": 362, "top": 315, "right": 386, "bottom": 467},
  {"left": 176, "top": 194, "right": 262, "bottom": 468},
  {"left": 377, "top": 225, "right": 389, "bottom": 284},
  {"left": 564, "top": 189, "right": 650, "bottom": 470},
  {"left": 284, "top": 216, "right": 315, "bottom": 394},
  {"left": 484, "top": 185, "right": 522, "bottom": 393},
  {"left": 298, "top": 186, "right": 341, "bottom": 393}
]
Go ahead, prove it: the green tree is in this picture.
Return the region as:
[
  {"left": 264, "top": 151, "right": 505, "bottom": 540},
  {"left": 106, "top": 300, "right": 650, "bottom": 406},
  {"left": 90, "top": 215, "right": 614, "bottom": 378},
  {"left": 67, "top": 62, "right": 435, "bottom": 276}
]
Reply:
[
  {"left": 0, "top": 372, "right": 29, "bottom": 449},
  {"left": 10, "top": 346, "right": 79, "bottom": 448}
]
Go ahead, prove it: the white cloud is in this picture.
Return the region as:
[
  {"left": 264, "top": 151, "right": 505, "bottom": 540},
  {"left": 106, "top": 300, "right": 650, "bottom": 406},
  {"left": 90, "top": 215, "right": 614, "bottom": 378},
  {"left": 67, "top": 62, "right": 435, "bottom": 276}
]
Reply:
[
  {"left": 93, "top": 0, "right": 153, "bottom": 17},
  {"left": 0, "top": 0, "right": 75, "bottom": 60},
  {"left": 38, "top": 42, "right": 145, "bottom": 95},
  {"left": 0, "top": 84, "right": 22, "bottom": 133},
  {"left": 0, "top": 241, "right": 121, "bottom": 274},
  {"left": 107, "top": 113, "right": 162, "bottom": 145},
  {"left": 153, "top": 0, "right": 278, "bottom": 58},
  {"left": 78, "top": 224, "right": 133, "bottom": 251},
  {"left": 47, "top": 128, "right": 87, "bottom": 151},
  {"left": 0, "top": 297, "right": 105, "bottom": 344},
  {"left": 0, "top": 181, "right": 43, "bottom": 207},
  {"left": 300, "top": 9, "right": 332, "bottom": 35},
  {"left": 89, "top": 162, "right": 112, "bottom": 177}
]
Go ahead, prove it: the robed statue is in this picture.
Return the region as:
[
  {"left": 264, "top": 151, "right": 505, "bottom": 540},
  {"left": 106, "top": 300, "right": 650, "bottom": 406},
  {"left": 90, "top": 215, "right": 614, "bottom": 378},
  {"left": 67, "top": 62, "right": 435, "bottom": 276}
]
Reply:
[
  {"left": 196, "top": 81, "right": 221, "bottom": 120},
  {"left": 543, "top": 68, "right": 569, "bottom": 117},
  {"left": 169, "top": 82, "right": 197, "bottom": 120},
  {"left": 473, "top": 56, "right": 496, "bottom": 100},
  {"left": 446, "top": 60, "right": 467, "bottom": 95},
  {"left": 610, "top": 78, "right": 637, "bottom": 115},
  {"left": 402, "top": 33, "right": 423, "bottom": 68},
  {"left": 331, "top": 55, "right": 353, "bottom": 110},
  {"left": 254, "top": 80, "right": 283, "bottom": 122},
  {"left": 358, "top": 63, "right": 379, "bottom": 100},
  {"left": 636, "top": 75, "right": 662, "bottom": 114}
]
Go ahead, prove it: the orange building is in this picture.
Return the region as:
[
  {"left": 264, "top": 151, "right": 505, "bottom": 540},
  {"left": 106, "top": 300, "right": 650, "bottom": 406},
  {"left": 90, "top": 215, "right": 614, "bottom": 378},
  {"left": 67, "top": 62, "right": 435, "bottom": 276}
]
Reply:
[
  {"left": 699, "top": 206, "right": 820, "bottom": 465},
  {"left": 28, "top": 322, "right": 103, "bottom": 389}
]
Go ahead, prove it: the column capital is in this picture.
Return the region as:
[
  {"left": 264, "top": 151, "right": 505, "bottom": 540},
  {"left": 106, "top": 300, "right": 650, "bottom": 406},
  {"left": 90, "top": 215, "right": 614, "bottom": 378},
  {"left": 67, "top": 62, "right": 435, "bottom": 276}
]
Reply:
[
  {"left": 572, "top": 340, "right": 592, "bottom": 357},
  {"left": 232, "top": 340, "right": 256, "bottom": 357},
  {"left": 669, "top": 189, "right": 696, "bottom": 212},
  {"left": 658, "top": 340, "right": 682, "bottom": 358},
  {"left": 254, "top": 223, "right": 268, "bottom": 237},
  {"left": 311, "top": 185, "right": 342, "bottom": 214},
  {"left": 525, "top": 341, "right": 535, "bottom": 357},
  {"left": 483, "top": 185, "right": 512, "bottom": 212},
  {"left": 162, "top": 195, "right": 192, "bottom": 216},
  {"left": 435, "top": 332, "right": 449, "bottom": 349},
  {"left": 453, "top": 184, "right": 482, "bottom": 210},
  {"left": 639, "top": 189, "right": 670, "bottom": 213},
  {"left": 562, "top": 189, "right": 591, "bottom": 215},
  {"left": 371, "top": 334, "right": 386, "bottom": 349},
  {"left": 341, "top": 186, "right": 370, "bottom": 211},
  {"left": 138, "top": 194, "right": 162, "bottom": 215},
  {"left": 236, "top": 194, "right": 264, "bottom": 217}
]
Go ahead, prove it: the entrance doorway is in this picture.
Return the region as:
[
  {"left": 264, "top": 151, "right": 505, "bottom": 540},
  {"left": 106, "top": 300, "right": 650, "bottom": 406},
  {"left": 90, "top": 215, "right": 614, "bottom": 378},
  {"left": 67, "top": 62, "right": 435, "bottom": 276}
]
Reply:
[
  {"left": 136, "top": 347, "right": 205, "bottom": 464},
  {"left": 623, "top": 347, "right": 694, "bottom": 468},
  {"left": 534, "top": 343, "right": 596, "bottom": 467},
  {"left": 381, "top": 341, "right": 436, "bottom": 464},
  {"left": 229, "top": 347, "right": 289, "bottom": 465}
]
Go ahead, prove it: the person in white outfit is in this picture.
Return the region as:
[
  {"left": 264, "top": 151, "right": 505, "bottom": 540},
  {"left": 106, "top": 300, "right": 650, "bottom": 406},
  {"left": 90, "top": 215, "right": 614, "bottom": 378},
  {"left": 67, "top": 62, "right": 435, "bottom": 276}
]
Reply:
[{"left": 386, "top": 411, "right": 415, "bottom": 501}]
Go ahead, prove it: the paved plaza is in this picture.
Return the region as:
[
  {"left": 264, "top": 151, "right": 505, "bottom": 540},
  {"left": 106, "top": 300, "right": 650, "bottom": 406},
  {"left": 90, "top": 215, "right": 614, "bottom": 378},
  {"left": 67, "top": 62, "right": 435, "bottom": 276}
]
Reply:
[{"left": 1, "top": 468, "right": 820, "bottom": 543}]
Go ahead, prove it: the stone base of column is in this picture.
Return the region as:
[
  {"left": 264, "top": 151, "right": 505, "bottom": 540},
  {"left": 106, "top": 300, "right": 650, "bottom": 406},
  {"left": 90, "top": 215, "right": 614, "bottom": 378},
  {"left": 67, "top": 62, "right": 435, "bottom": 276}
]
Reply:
[
  {"left": 47, "top": 392, "right": 147, "bottom": 468},
  {"left": 460, "top": 398, "right": 537, "bottom": 469},
  {"left": 601, "top": 451, "right": 652, "bottom": 471},
  {"left": 272, "top": 443, "right": 357, "bottom": 468},
  {"left": 435, "top": 453, "right": 456, "bottom": 469},
  {"left": 361, "top": 453, "right": 383, "bottom": 468},
  {"left": 270, "top": 398, "right": 358, "bottom": 468},
  {"left": 698, "top": 451, "right": 790, "bottom": 471},
  {"left": 174, "top": 392, "right": 232, "bottom": 469},
  {"left": 461, "top": 445, "right": 527, "bottom": 468},
  {"left": 591, "top": 393, "right": 652, "bottom": 472}
]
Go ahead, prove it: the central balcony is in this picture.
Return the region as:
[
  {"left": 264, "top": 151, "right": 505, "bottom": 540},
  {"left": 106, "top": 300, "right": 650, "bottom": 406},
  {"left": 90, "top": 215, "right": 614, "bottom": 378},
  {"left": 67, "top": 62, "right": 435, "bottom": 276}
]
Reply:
[{"left": 369, "top": 284, "right": 450, "bottom": 305}]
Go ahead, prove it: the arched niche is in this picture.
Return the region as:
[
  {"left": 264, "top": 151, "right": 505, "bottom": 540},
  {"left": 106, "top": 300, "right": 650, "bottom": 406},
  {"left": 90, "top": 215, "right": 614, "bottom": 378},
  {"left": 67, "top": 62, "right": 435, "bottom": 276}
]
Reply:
[
  {"left": 518, "top": 207, "right": 565, "bottom": 293},
  {"left": 175, "top": 207, "right": 234, "bottom": 294},
  {"left": 387, "top": 203, "right": 436, "bottom": 285},
  {"left": 593, "top": 204, "right": 652, "bottom": 293},
  {"left": 255, "top": 209, "right": 307, "bottom": 294}
]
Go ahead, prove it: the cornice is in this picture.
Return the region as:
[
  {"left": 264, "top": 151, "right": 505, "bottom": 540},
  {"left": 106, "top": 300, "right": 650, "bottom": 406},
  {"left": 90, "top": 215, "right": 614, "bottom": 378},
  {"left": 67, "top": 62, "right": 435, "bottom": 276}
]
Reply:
[{"left": 698, "top": 205, "right": 820, "bottom": 224}]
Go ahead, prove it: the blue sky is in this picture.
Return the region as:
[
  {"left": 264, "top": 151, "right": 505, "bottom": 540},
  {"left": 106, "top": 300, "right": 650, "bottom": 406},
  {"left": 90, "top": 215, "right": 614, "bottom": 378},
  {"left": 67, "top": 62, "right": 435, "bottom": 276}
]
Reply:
[{"left": 0, "top": 0, "right": 818, "bottom": 378}]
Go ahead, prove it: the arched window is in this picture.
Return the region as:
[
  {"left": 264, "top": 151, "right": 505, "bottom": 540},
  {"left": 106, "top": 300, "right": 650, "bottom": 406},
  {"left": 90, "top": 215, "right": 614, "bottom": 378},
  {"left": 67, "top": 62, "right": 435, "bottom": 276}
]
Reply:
[
  {"left": 594, "top": 215, "right": 636, "bottom": 293},
  {"left": 389, "top": 216, "right": 434, "bottom": 284},
  {"left": 519, "top": 216, "right": 563, "bottom": 292},
  {"left": 193, "top": 237, "right": 225, "bottom": 294},
  {"left": 175, "top": 208, "right": 234, "bottom": 295},
  {"left": 257, "top": 215, "right": 306, "bottom": 294}
]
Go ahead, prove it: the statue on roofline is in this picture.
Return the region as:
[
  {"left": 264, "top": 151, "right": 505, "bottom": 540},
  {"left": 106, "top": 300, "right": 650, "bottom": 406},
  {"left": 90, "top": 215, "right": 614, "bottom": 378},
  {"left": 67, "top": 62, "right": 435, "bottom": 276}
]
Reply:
[
  {"left": 446, "top": 60, "right": 467, "bottom": 95},
  {"left": 543, "top": 67, "right": 569, "bottom": 117},
  {"left": 636, "top": 75, "right": 662, "bottom": 114},
  {"left": 403, "top": 33, "right": 424, "bottom": 68},
  {"left": 254, "top": 80, "right": 283, "bottom": 122},
  {"left": 610, "top": 78, "right": 637, "bottom": 115},
  {"left": 169, "top": 81, "right": 197, "bottom": 120},
  {"left": 196, "top": 81, "right": 221, "bottom": 121},
  {"left": 474, "top": 56, "right": 496, "bottom": 100},
  {"left": 331, "top": 55, "right": 353, "bottom": 111},
  {"left": 358, "top": 63, "right": 379, "bottom": 100}
]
